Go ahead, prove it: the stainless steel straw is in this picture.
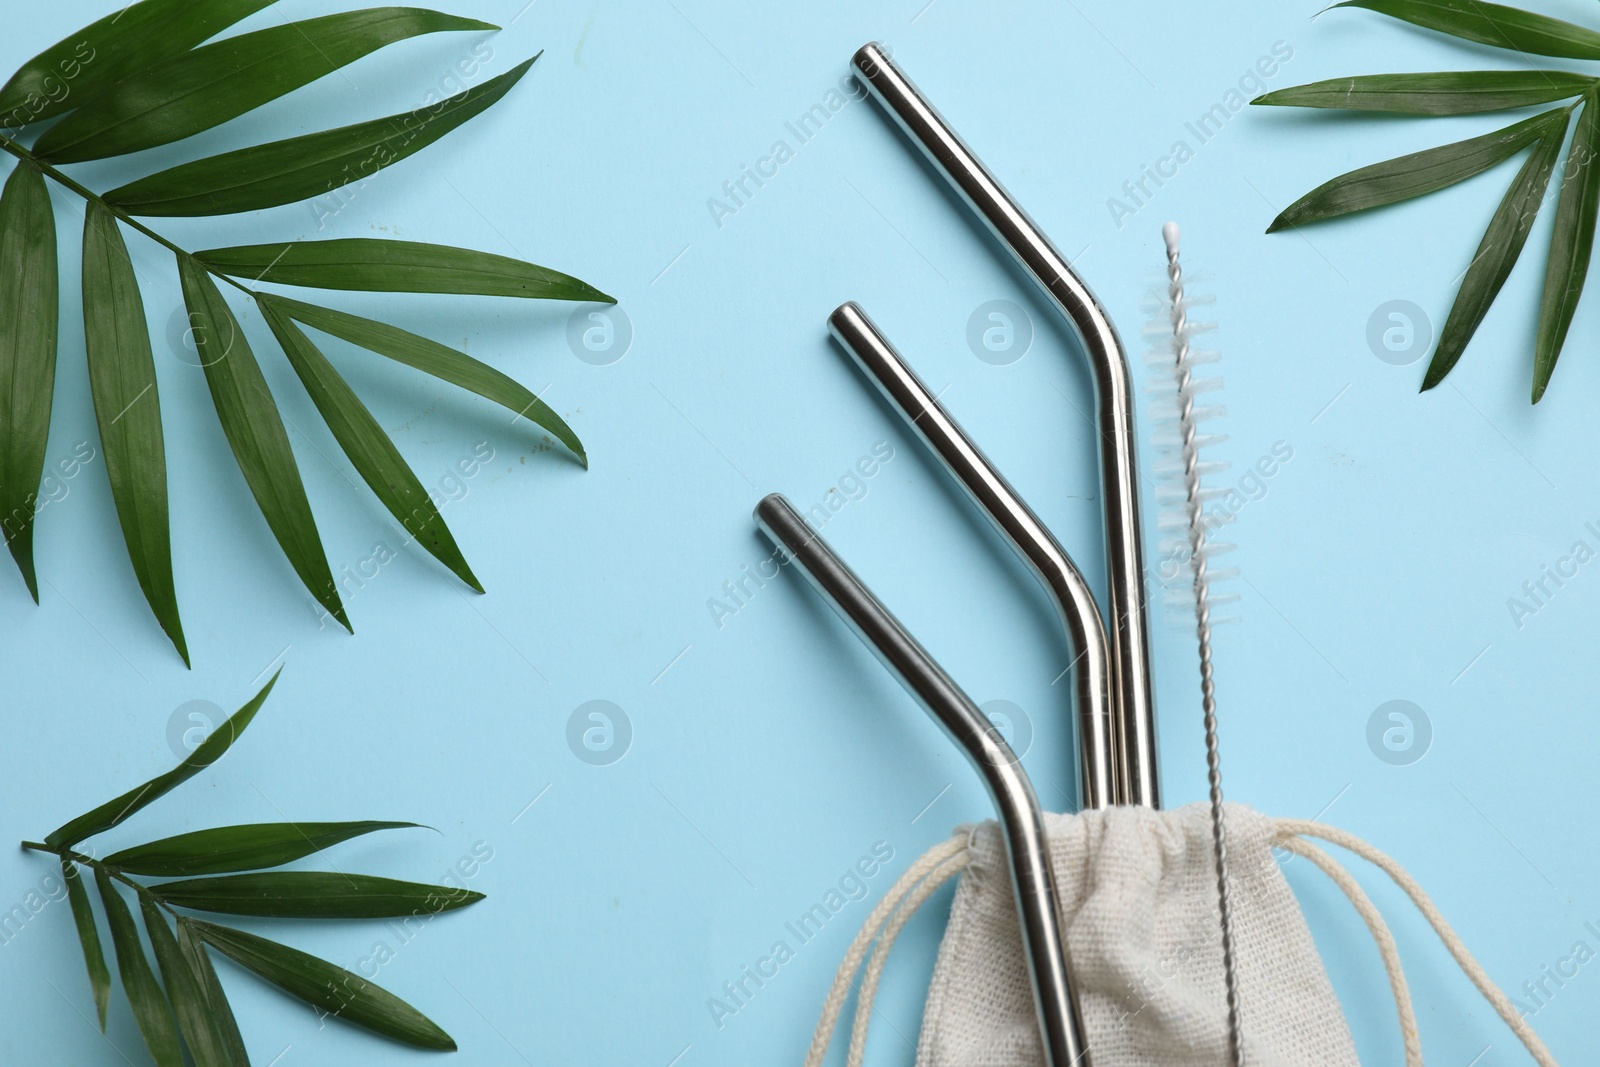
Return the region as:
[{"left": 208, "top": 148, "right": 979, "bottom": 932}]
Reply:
[
  {"left": 828, "top": 301, "right": 1115, "bottom": 812},
  {"left": 755, "top": 493, "right": 1091, "bottom": 1067},
  {"left": 850, "top": 43, "right": 1160, "bottom": 808}
]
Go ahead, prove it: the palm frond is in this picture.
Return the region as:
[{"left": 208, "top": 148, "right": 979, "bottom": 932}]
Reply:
[
  {"left": 24, "top": 671, "right": 482, "bottom": 1061},
  {"left": 1256, "top": 2, "right": 1600, "bottom": 399},
  {"left": 0, "top": 0, "right": 610, "bottom": 661}
]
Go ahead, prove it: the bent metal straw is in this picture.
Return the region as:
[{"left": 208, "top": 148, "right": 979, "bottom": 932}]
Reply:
[{"left": 754, "top": 494, "right": 1092, "bottom": 1067}]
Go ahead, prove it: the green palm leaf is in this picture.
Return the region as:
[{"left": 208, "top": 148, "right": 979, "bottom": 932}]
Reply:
[
  {"left": 1334, "top": 0, "right": 1600, "bottom": 60},
  {"left": 1254, "top": 70, "right": 1594, "bottom": 115},
  {"left": 1534, "top": 93, "right": 1600, "bottom": 400},
  {"left": 46, "top": 670, "right": 277, "bottom": 847},
  {"left": 0, "top": 160, "right": 57, "bottom": 601},
  {"left": 95, "top": 871, "right": 182, "bottom": 1067},
  {"left": 82, "top": 202, "right": 186, "bottom": 663},
  {"left": 61, "top": 859, "right": 111, "bottom": 1031},
  {"left": 141, "top": 898, "right": 235, "bottom": 1067},
  {"left": 1268, "top": 107, "right": 1565, "bottom": 231},
  {"left": 0, "top": 0, "right": 603, "bottom": 660},
  {"left": 202, "top": 237, "right": 612, "bottom": 301},
  {"left": 1259, "top": 3, "right": 1600, "bottom": 397},
  {"left": 106, "top": 57, "right": 536, "bottom": 217},
  {"left": 179, "top": 259, "right": 349, "bottom": 630},
  {"left": 193, "top": 920, "right": 458, "bottom": 1050},
  {"left": 106, "top": 820, "right": 423, "bottom": 876},
  {"left": 268, "top": 294, "right": 586, "bottom": 464},
  {"left": 177, "top": 922, "right": 250, "bottom": 1066},
  {"left": 150, "top": 871, "right": 483, "bottom": 918},
  {"left": 0, "top": 0, "right": 278, "bottom": 128},
  {"left": 27, "top": 673, "right": 481, "bottom": 1059},
  {"left": 34, "top": 8, "right": 497, "bottom": 163},
  {"left": 1423, "top": 118, "right": 1568, "bottom": 389},
  {"left": 261, "top": 304, "right": 482, "bottom": 590}
]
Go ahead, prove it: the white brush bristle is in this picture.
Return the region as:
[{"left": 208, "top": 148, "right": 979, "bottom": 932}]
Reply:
[{"left": 1145, "top": 240, "right": 1239, "bottom": 626}]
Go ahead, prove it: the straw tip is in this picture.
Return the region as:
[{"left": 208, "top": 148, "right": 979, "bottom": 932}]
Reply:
[
  {"left": 853, "top": 42, "right": 885, "bottom": 68},
  {"left": 828, "top": 302, "right": 887, "bottom": 361},
  {"left": 1162, "top": 221, "right": 1181, "bottom": 254},
  {"left": 754, "top": 493, "right": 788, "bottom": 526}
]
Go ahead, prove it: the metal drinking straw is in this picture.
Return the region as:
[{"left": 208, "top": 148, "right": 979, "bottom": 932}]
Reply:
[
  {"left": 850, "top": 42, "right": 1160, "bottom": 809},
  {"left": 761, "top": 40, "right": 1167, "bottom": 1064},
  {"left": 828, "top": 301, "right": 1115, "bottom": 813},
  {"left": 755, "top": 494, "right": 1091, "bottom": 1067}
]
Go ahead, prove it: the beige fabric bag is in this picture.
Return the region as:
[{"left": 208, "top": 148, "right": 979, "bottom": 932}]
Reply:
[
  {"left": 918, "top": 804, "right": 1354, "bottom": 1066},
  {"left": 805, "top": 803, "right": 1561, "bottom": 1067}
]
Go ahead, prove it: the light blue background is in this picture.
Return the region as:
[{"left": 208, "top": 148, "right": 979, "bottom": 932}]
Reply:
[{"left": 3, "top": 1, "right": 1597, "bottom": 1063}]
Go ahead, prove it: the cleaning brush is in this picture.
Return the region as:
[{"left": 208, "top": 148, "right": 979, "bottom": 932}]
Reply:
[
  {"left": 1141, "top": 276, "right": 1241, "bottom": 626},
  {"left": 1150, "top": 221, "right": 1244, "bottom": 1065}
]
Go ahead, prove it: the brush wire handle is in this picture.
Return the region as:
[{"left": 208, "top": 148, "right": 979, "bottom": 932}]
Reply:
[{"left": 1162, "top": 222, "right": 1244, "bottom": 1066}]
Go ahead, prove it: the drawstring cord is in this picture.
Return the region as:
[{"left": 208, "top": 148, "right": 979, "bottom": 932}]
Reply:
[
  {"left": 1274, "top": 833, "right": 1422, "bottom": 1065},
  {"left": 1274, "top": 818, "right": 1559, "bottom": 1067},
  {"left": 845, "top": 846, "right": 972, "bottom": 1067},
  {"left": 806, "top": 819, "right": 1561, "bottom": 1066},
  {"left": 802, "top": 833, "right": 971, "bottom": 1067}
]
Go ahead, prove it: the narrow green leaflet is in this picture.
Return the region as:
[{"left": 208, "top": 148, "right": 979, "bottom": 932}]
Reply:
[
  {"left": 1534, "top": 95, "right": 1600, "bottom": 401},
  {"left": 34, "top": 8, "right": 497, "bottom": 164},
  {"left": 151, "top": 872, "right": 484, "bottom": 918},
  {"left": 1268, "top": 107, "right": 1566, "bottom": 231},
  {"left": 0, "top": 0, "right": 279, "bottom": 127},
  {"left": 1254, "top": 70, "right": 1595, "bottom": 115},
  {"left": 141, "top": 898, "right": 234, "bottom": 1067},
  {"left": 46, "top": 670, "right": 279, "bottom": 847},
  {"left": 202, "top": 238, "right": 612, "bottom": 302},
  {"left": 106, "top": 57, "right": 536, "bottom": 217},
  {"left": 107, "top": 821, "right": 423, "bottom": 876},
  {"left": 262, "top": 304, "right": 482, "bottom": 590},
  {"left": 1423, "top": 120, "right": 1567, "bottom": 390},
  {"left": 178, "top": 260, "right": 349, "bottom": 630},
  {"left": 94, "top": 871, "right": 181, "bottom": 1067},
  {"left": 61, "top": 859, "right": 110, "bottom": 1031},
  {"left": 194, "top": 921, "right": 457, "bottom": 1050},
  {"left": 81, "top": 201, "right": 187, "bottom": 664},
  {"left": 270, "top": 295, "right": 585, "bottom": 464},
  {"left": 0, "top": 161, "right": 58, "bottom": 603},
  {"left": 1334, "top": 0, "right": 1600, "bottom": 60},
  {"left": 177, "top": 921, "right": 250, "bottom": 1066}
]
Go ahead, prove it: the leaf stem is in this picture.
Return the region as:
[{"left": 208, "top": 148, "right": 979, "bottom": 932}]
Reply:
[
  {"left": 21, "top": 839, "right": 178, "bottom": 915},
  {"left": 0, "top": 132, "right": 256, "bottom": 297}
]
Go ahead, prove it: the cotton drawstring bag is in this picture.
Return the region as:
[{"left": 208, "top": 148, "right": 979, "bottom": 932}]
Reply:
[{"left": 806, "top": 803, "right": 1560, "bottom": 1067}]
